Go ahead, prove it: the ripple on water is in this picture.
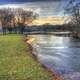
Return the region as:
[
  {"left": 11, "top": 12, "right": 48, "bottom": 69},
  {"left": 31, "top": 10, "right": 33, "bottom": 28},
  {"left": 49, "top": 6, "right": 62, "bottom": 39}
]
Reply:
[
  {"left": 29, "top": 35, "right": 80, "bottom": 79},
  {"left": 63, "top": 72, "right": 80, "bottom": 80}
]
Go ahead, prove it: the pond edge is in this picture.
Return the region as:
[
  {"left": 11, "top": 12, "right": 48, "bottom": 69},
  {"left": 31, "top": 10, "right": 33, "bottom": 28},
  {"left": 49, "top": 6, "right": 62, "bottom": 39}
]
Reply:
[{"left": 23, "top": 36, "right": 63, "bottom": 80}]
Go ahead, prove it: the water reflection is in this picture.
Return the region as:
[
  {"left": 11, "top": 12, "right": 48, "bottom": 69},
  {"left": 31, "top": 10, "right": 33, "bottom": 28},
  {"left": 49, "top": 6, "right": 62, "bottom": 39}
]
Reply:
[{"left": 28, "top": 35, "right": 80, "bottom": 76}]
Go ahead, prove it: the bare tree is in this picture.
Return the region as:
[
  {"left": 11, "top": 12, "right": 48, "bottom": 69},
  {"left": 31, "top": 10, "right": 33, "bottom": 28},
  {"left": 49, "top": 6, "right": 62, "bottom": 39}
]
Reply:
[
  {"left": 0, "top": 8, "right": 39, "bottom": 34},
  {"left": 0, "top": 8, "right": 15, "bottom": 34},
  {"left": 17, "top": 9, "right": 39, "bottom": 34},
  {"left": 64, "top": 0, "right": 80, "bottom": 38}
]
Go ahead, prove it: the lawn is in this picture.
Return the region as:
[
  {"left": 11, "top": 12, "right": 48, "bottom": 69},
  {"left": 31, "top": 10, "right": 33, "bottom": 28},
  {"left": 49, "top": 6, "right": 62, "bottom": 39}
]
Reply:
[{"left": 0, "top": 34, "right": 55, "bottom": 80}]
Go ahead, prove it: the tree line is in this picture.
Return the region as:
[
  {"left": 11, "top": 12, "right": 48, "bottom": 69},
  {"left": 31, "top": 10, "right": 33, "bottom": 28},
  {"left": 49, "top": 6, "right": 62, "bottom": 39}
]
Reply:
[{"left": 0, "top": 8, "right": 38, "bottom": 34}]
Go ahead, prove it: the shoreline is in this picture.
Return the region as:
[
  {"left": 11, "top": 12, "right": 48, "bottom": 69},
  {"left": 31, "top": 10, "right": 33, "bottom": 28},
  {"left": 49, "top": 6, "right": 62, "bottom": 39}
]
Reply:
[{"left": 24, "top": 36, "right": 63, "bottom": 80}]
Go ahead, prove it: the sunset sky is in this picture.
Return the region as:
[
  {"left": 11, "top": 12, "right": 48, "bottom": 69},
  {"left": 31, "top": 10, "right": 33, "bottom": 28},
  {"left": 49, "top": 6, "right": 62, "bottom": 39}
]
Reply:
[{"left": 0, "top": 0, "right": 79, "bottom": 25}]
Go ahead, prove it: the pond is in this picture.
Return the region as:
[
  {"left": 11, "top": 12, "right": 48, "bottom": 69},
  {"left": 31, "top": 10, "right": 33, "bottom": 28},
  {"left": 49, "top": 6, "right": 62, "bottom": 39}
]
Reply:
[{"left": 28, "top": 34, "right": 80, "bottom": 79}]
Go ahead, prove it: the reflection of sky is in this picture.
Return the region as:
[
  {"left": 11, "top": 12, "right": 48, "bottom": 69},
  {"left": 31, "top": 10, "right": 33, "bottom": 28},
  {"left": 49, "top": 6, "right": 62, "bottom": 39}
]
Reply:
[{"left": 0, "top": 0, "right": 79, "bottom": 18}]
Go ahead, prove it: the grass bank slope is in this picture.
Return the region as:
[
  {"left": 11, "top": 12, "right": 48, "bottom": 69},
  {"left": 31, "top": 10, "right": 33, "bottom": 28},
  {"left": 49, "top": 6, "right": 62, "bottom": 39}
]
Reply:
[{"left": 0, "top": 34, "right": 55, "bottom": 80}]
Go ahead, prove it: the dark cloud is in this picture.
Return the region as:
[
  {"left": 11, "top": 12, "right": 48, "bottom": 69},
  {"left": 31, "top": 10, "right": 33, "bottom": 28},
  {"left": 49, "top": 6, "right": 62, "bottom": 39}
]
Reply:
[
  {"left": 0, "top": 0, "right": 62, "bottom": 3},
  {"left": 15, "top": 0, "right": 62, "bottom": 2}
]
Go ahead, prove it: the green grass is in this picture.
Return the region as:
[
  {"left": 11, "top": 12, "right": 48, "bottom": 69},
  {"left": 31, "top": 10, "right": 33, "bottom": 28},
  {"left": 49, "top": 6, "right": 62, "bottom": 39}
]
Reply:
[{"left": 0, "top": 34, "right": 54, "bottom": 80}]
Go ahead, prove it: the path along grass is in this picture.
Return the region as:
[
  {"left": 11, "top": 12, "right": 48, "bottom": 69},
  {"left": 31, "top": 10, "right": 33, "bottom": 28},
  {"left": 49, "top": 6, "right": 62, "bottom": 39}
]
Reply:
[{"left": 0, "top": 34, "right": 55, "bottom": 80}]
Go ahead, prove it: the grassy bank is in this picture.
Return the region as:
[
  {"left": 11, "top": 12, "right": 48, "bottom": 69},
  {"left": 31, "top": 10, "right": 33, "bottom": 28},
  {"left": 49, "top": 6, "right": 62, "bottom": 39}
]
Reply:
[{"left": 0, "top": 34, "right": 55, "bottom": 80}]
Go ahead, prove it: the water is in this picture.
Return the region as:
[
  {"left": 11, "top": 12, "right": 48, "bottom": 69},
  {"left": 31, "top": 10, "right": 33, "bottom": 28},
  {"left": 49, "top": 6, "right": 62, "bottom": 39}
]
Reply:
[{"left": 28, "top": 34, "right": 80, "bottom": 78}]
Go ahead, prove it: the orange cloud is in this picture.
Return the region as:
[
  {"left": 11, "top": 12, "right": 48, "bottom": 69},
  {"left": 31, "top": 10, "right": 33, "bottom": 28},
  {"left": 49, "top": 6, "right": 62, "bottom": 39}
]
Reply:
[{"left": 32, "top": 17, "right": 68, "bottom": 25}]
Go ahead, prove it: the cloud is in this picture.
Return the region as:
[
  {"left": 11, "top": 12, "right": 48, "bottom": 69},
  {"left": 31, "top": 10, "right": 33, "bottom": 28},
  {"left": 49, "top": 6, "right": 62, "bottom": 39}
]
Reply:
[
  {"left": 0, "top": 0, "right": 63, "bottom": 3},
  {"left": 0, "top": 0, "right": 69, "bottom": 17}
]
